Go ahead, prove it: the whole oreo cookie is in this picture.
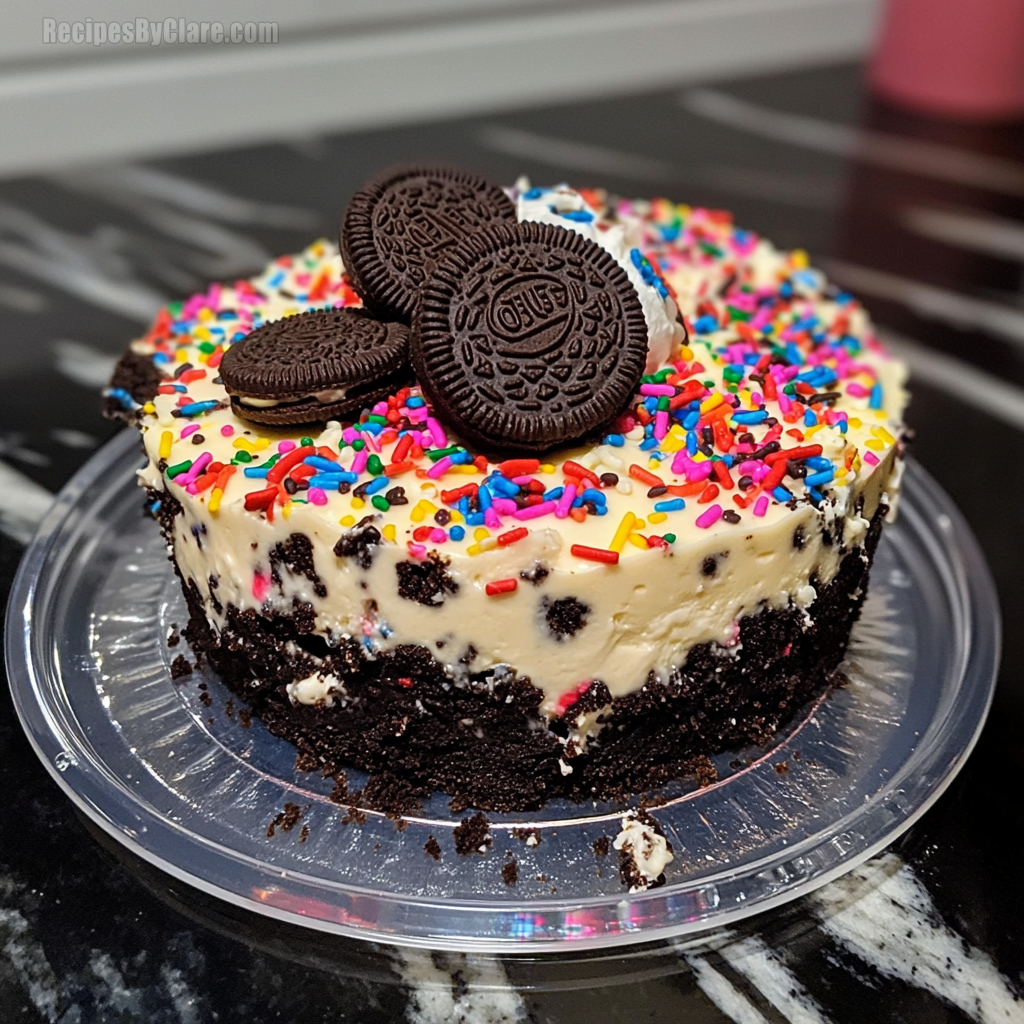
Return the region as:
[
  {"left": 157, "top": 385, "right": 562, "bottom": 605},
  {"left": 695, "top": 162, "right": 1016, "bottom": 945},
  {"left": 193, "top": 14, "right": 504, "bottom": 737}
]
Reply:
[
  {"left": 341, "top": 164, "right": 516, "bottom": 324},
  {"left": 220, "top": 308, "right": 410, "bottom": 425},
  {"left": 412, "top": 221, "right": 649, "bottom": 451}
]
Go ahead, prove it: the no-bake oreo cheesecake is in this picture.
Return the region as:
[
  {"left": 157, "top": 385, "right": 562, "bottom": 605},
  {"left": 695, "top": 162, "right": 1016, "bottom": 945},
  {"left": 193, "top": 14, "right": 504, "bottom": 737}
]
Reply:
[{"left": 107, "top": 165, "right": 907, "bottom": 815}]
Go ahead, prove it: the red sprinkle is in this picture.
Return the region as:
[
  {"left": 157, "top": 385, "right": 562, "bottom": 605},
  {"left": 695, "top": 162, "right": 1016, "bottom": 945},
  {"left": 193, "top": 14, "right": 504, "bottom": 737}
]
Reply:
[
  {"left": 697, "top": 483, "right": 720, "bottom": 504},
  {"left": 499, "top": 458, "right": 539, "bottom": 477},
  {"left": 711, "top": 461, "right": 734, "bottom": 489},
  {"left": 571, "top": 544, "right": 620, "bottom": 565},
  {"left": 391, "top": 434, "right": 413, "bottom": 463},
  {"left": 486, "top": 578, "right": 518, "bottom": 596},
  {"left": 396, "top": 677, "right": 414, "bottom": 688},
  {"left": 764, "top": 444, "right": 823, "bottom": 464},
  {"left": 628, "top": 464, "right": 665, "bottom": 488},
  {"left": 243, "top": 487, "right": 277, "bottom": 511},
  {"left": 497, "top": 527, "right": 528, "bottom": 547},
  {"left": 563, "top": 461, "right": 600, "bottom": 485},
  {"left": 267, "top": 446, "right": 310, "bottom": 484}
]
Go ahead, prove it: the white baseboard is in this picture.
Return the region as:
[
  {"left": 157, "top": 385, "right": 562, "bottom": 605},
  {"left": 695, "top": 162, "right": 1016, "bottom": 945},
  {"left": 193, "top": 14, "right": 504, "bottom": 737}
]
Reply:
[{"left": 0, "top": 0, "right": 880, "bottom": 178}]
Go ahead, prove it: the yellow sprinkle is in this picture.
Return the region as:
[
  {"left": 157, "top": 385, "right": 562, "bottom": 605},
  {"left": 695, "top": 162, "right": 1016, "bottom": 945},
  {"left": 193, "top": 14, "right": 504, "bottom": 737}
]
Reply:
[
  {"left": 142, "top": 402, "right": 156, "bottom": 415},
  {"left": 473, "top": 527, "right": 490, "bottom": 541},
  {"left": 197, "top": 308, "right": 214, "bottom": 322},
  {"left": 871, "top": 425, "right": 895, "bottom": 445},
  {"left": 419, "top": 482, "right": 438, "bottom": 495},
  {"left": 382, "top": 523, "right": 396, "bottom": 543},
  {"left": 852, "top": 455, "right": 862, "bottom": 473},
  {"left": 668, "top": 423, "right": 685, "bottom": 438},
  {"left": 700, "top": 393, "right": 724, "bottom": 415},
  {"left": 351, "top": 497, "right": 365, "bottom": 510},
  {"left": 647, "top": 458, "right": 662, "bottom": 471},
  {"left": 193, "top": 326, "right": 212, "bottom": 341},
  {"left": 660, "top": 435, "right": 684, "bottom": 453},
  {"left": 233, "top": 437, "right": 269, "bottom": 452},
  {"left": 803, "top": 424, "right": 823, "bottom": 437},
  {"left": 208, "top": 488, "right": 223, "bottom": 514},
  {"left": 540, "top": 463, "right": 556, "bottom": 474},
  {"left": 648, "top": 511, "right": 668, "bottom": 524},
  {"left": 634, "top": 519, "right": 646, "bottom": 530},
  {"left": 159, "top": 431, "right": 173, "bottom": 460},
  {"left": 609, "top": 511, "right": 637, "bottom": 553},
  {"left": 628, "top": 534, "right": 649, "bottom": 549},
  {"left": 340, "top": 515, "right": 355, "bottom": 527},
  {"left": 791, "top": 248, "right": 810, "bottom": 269},
  {"left": 864, "top": 439, "right": 884, "bottom": 451},
  {"left": 467, "top": 543, "right": 482, "bottom": 556},
  {"left": 282, "top": 502, "right": 292, "bottom": 520},
  {"left": 449, "top": 464, "right": 479, "bottom": 474},
  {"left": 679, "top": 345, "right": 694, "bottom": 361},
  {"left": 848, "top": 417, "right": 863, "bottom": 429},
  {"left": 448, "top": 510, "right": 464, "bottom": 524},
  {"left": 176, "top": 349, "right": 188, "bottom": 362},
  {"left": 411, "top": 499, "right": 435, "bottom": 523},
  {"left": 477, "top": 537, "right": 498, "bottom": 553}
]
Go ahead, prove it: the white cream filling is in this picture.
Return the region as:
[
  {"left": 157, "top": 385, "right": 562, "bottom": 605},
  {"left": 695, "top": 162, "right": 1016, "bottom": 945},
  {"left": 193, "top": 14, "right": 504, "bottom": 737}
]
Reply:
[
  {"left": 613, "top": 812, "right": 674, "bottom": 892},
  {"left": 239, "top": 386, "right": 349, "bottom": 409}
]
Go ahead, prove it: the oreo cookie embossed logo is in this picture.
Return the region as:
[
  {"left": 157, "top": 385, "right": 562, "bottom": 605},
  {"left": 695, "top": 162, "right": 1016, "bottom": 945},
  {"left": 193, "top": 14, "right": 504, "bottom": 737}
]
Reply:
[{"left": 487, "top": 274, "right": 571, "bottom": 357}]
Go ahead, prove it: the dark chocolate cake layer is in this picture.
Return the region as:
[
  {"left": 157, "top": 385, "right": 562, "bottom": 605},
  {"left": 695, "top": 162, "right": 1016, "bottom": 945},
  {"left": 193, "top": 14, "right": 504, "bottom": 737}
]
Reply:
[{"left": 173, "top": 501, "right": 888, "bottom": 815}]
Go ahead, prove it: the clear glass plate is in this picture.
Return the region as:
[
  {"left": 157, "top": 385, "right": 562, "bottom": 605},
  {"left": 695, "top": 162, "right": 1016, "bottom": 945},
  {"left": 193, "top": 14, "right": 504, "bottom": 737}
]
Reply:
[{"left": 5, "top": 430, "right": 999, "bottom": 952}]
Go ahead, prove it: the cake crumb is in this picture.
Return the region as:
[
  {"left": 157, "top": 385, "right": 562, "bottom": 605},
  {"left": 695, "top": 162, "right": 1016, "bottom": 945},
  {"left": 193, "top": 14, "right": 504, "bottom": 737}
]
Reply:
[
  {"left": 239, "top": 708, "right": 252, "bottom": 729},
  {"left": 502, "top": 857, "right": 519, "bottom": 886},
  {"left": 512, "top": 827, "right": 541, "bottom": 847},
  {"left": 166, "top": 628, "right": 180, "bottom": 648},
  {"left": 170, "top": 654, "right": 192, "bottom": 680},
  {"left": 593, "top": 836, "right": 610, "bottom": 857},
  {"left": 453, "top": 812, "right": 492, "bottom": 856},
  {"left": 424, "top": 836, "right": 442, "bottom": 861},
  {"left": 267, "top": 801, "right": 304, "bottom": 838},
  {"left": 614, "top": 810, "right": 673, "bottom": 893},
  {"left": 775, "top": 761, "right": 789, "bottom": 774},
  {"left": 299, "top": 824, "right": 310, "bottom": 843}
]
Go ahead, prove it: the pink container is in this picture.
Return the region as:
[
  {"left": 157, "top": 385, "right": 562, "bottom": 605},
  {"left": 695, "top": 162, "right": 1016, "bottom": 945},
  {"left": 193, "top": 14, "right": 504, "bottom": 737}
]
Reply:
[{"left": 869, "top": 0, "right": 1024, "bottom": 120}]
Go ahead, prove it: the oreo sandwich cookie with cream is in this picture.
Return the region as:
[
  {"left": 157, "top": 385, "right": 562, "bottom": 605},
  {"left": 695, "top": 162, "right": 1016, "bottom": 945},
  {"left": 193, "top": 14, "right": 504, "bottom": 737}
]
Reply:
[
  {"left": 412, "top": 220, "right": 649, "bottom": 452},
  {"left": 341, "top": 163, "right": 516, "bottom": 324},
  {"left": 219, "top": 308, "right": 410, "bottom": 425}
]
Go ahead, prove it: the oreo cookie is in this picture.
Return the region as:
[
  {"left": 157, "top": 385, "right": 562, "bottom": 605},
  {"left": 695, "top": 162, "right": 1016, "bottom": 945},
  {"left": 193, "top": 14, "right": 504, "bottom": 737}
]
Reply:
[
  {"left": 341, "top": 164, "right": 516, "bottom": 324},
  {"left": 412, "top": 221, "right": 648, "bottom": 452},
  {"left": 220, "top": 308, "right": 410, "bottom": 425}
]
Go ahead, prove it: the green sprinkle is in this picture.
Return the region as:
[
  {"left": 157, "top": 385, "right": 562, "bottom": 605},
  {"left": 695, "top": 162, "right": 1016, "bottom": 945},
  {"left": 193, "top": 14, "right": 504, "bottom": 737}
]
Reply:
[
  {"left": 232, "top": 450, "right": 253, "bottom": 464},
  {"left": 726, "top": 384, "right": 738, "bottom": 393},
  {"left": 371, "top": 495, "right": 390, "bottom": 512},
  {"left": 197, "top": 341, "right": 216, "bottom": 354},
  {"left": 300, "top": 436, "right": 314, "bottom": 447},
  {"left": 166, "top": 460, "right": 192, "bottom": 478},
  {"left": 722, "top": 367, "right": 744, "bottom": 384},
  {"left": 656, "top": 396, "right": 670, "bottom": 412},
  {"left": 663, "top": 533, "right": 676, "bottom": 544},
  {"left": 427, "top": 446, "right": 458, "bottom": 462},
  {"left": 654, "top": 367, "right": 674, "bottom": 383},
  {"left": 783, "top": 383, "right": 796, "bottom": 395},
  {"left": 367, "top": 454, "right": 384, "bottom": 476},
  {"left": 366, "top": 414, "right": 388, "bottom": 426},
  {"left": 351, "top": 439, "right": 365, "bottom": 451},
  {"left": 168, "top": 300, "right": 184, "bottom": 317},
  {"left": 703, "top": 380, "right": 715, "bottom": 388}
]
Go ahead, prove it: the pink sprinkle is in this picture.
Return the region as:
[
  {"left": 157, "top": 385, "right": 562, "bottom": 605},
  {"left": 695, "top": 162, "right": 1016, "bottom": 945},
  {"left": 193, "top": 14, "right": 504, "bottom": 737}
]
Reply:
[
  {"left": 555, "top": 483, "right": 577, "bottom": 519},
  {"left": 180, "top": 424, "right": 201, "bottom": 439},
  {"left": 426, "top": 417, "right": 448, "bottom": 449},
  {"left": 407, "top": 407, "right": 429, "bottom": 423},
  {"left": 342, "top": 428, "right": 360, "bottom": 444},
  {"left": 778, "top": 392, "right": 792, "bottom": 414},
  {"left": 307, "top": 487, "right": 328, "bottom": 506},
  {"left": 427, "top": 456, "right": 452, "bottom": 479},
  {"left": 185, "top": 483, "right": 199, "bottom": 495},
  {"left": 350, "top": 449, "right": 369, "bottom": 475},
  {"left": 654, "top": 410, "right": 669, "bottom": 441},
  {"left": 220, "top": 424, "right": 234, "bottom": 437},
  {"left": 407, "top": 542, "right": 427, "bottom": 560},
  {"left": 863, "top": 451, "right": 880, "bottom": 466},
  {"left": 278, "top": 440, "right": 296, "bottom": 454},
  {"left": 695, "top": 504, "right": 723, "bottom": 529},
  {"left": 513, "top": 500, "right": 557, "bottom": 521},
  {"left": 252, "top": 570, "right": 271, "bottom": 603},
  {"left": 430, "top": 528, "right": 447, "bottom": 543},
  {"left": 754, "top": 496, "right": 769, "bottom": 517},
  {"left": 492, "top": 497, "right": 519, "bottom": 515},
  {"left": 180, "top": 451, "right": 211, "bottom": 484},
  {"left": 846, "top": 383, "right": 870, "bottom": 398},
  {"left": 639, "top": 383, "right": 674, "bottom": 397},
  {"left": 371, "top": 401, "right": 388, "bottom": 416},
  {"left": 673, "top": 453, "right": 713, "bottom": 483},
  {"left": 510, "top": 475, "right": 535, "bottom": 486},
  {"left": 484, "top": 508, "right": 502, "bottom": 529}
]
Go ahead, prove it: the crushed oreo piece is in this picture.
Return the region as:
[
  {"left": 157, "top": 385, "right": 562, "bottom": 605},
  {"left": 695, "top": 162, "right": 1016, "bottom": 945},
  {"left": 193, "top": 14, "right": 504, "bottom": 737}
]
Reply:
[
  {"left": 396, "top": 553, "right": 458, "bottom": 606},
  {"left": 543, "top": 596, "right": 590, "bottom": 640}
]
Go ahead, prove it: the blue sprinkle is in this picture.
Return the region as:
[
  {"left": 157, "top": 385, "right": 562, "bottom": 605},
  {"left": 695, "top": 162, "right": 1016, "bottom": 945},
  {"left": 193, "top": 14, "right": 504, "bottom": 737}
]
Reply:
[
  {"left": 175, "top": 400, "right": 219, "bottom": 417},
  {"left": 104, "top": 387, "right": 137, "bottom": 410},
  {"left": 839, "top": 420, "right": 848, "bottom": 434},
  {"left": 686, "top": 431, "right": 698, "bottom": 456},
  {"left": 232, "top": 331, "right": 248, "bottom": 342},
  {"left": 364, "top": 476, "right": 389, "bottom": 495},
  {"left": 304, "top": 455, "right": 342, "bottom": 472},
  {"left": 654, "top": 498, "right": 685, "bottom": 513},
  {"left": 488, "top": 475, "right": 519, "bottom": 497},
  {"left": 804, "top": 469, "right": 834, "bottom": 488},
  {"left": 806, "top": 457, "right": 832, "bottom": 470},
  {"left": 581, "top": 488, "right": 606, "bottom": 505},
  {"left": 593, "top": 504, "right": 608, "bottom": 516},
  {"left": 457, "top": 497, "right": 470, "bottom": 517},
  {"left": 360, "top": 421, "right": 382, "bottom": 435},
  {"left": 561, "top": 209, "right": 594, "bottom": 222},
  {"left": 639, "top": 437, "right": 659, "bottom": 451},
  {"left": 466, "top": 512, "right": 485, "bottom": 526},
  {"left": 869, "top": 383, "right": 883, "bottom": 409},
  {"left": 523, "top": 187, "right": 544, "bottom": 199},
  {"left": 732, "top": 410, "right": 768, "bottom": 425},
  {"left": 602, "top": 433, "right": 625, "bottom": 447},
  {"left": 682, "top": 410, "right": 700, "bottom": 430},
  {"left": 785, "top": 342, "right": 802, "bottom": 366},
  {"left": 803, "top": 410, "right": 817, "bottom": 427},
  {"left": 449, "top": 525, "right": 465, "bottom": 541},
  {"left": 405, "top": 396, "right": 425, "bottom": 408},
  {"left": 807, "top": 487, "right": 824, "bottom": 506},
  {"left": 772, "top": 486, "right": 793, "bottom": 503},
  {"left": 450, "top": 449, "right": 474, "bottom": 465},
  {"left": 243, "top": 466, "right": 270, "bottom": 478},
  {"left": 693, "top": 314, "right": 719, "bottom": 334},
  {"left": 476, "top": 485, "right": 492, "bottom": 511},
  {"left": 543, "top": 486, "right": 565, "bottom": 502}
]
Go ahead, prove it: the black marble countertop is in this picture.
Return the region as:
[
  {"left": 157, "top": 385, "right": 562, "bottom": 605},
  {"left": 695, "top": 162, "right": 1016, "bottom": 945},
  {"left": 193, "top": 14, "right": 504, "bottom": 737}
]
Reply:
[{"left": 2, "top": 62, "right": 1022, "bottom": 1023}]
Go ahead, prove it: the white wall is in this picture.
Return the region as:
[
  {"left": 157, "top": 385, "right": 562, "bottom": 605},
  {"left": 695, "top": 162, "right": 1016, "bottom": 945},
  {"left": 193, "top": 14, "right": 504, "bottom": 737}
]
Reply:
[{"left": 0, "top": 0, "right": 881, "bottom": 177}]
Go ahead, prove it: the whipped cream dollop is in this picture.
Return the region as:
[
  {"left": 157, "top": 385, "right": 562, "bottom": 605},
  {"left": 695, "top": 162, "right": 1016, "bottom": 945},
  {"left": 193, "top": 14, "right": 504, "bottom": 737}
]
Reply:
[{"left": 514, "top": 181, "right": 686, "bottom": 372}]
